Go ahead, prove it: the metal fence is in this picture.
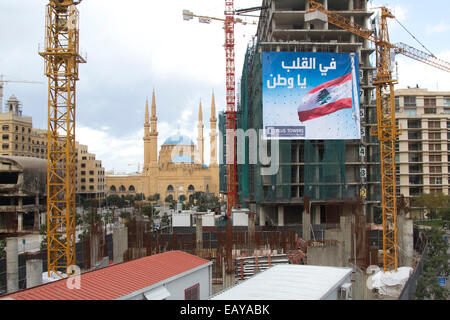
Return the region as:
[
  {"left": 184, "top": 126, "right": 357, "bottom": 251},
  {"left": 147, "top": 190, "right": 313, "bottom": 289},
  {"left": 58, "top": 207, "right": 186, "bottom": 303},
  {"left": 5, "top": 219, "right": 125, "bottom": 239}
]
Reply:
[{"left": 398, "top": 244, "right": 429, "bottom": 300}]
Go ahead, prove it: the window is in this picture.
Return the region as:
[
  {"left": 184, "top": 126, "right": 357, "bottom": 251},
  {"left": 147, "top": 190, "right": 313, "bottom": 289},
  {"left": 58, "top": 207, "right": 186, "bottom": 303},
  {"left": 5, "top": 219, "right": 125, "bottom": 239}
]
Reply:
[
  {"left": 89, "top": 170, "right": 94, "bottom": 175},
  {"left": 409, "top": 175, "right": 423, "bottom": 185},
  {"left": 89, "top": 178, "right": 94, "bottom": 183},
  {"left": 424, "top": 97, "right": 436, "bottom": 107},
  {"left": 444, "top": 97, "right": 450, "bottom": 107},
  {"left": 429, "top": 154, "right": 441, "bottom": 162},
  {"left": 89, "top": 186, "right": 94, "bottom": 191},
  {"left": 81, "top": 186, "right": 86, "bottom": 191},
  {"left": 404, "top": 96, "right": 416, "bottom": 106},
  {"left": 429, "top": 132, "right": 441, "bottom": 140},
  {"left": 409, "top": 153, "right": 422, "bottom": 162},
  {"left": 408, "top": 131, "right": 421, "bottom": 140},
  {"left": 430, "top": 188, "right": 442, "bottom": 194},
  {"left": 2, "top": 144, "right": 8, "bottom": 150},
  {"left": 429, "top": 166, "right": 442, "bottom": 173},
  {"left": 81, "top": 163, "right": 86, "bottom": 168},
  {"left": 408, "top": 120, "right": 421, "bottom": 128},
  {"left": 2, "top": 125, "right": 9, "bottom": 131},
  {"left": 81, "top": 171, "right": 86, "bottom": 175},
  {"left": 405, "top": 109, "right": 417, "bottom": 117},
  {"left": 429, "top": 143, "right": 441, "bottom": 151},
  {"left": 409, "top": 164, "right": 422, "bottom": 173},
  {"left": 430, "top": 177, "right": 442, "bottom": 185},
  {"left": 410, "top": 187, "right": 423, "bottom": 196},
  {"left": 2, "top": 134, "right": 8, "bottom": 140},
  {"left": 82, "top": 156, "right": 87, "bottom": 160},
  {"left": 428, "top": 121, "right": 440, "bottom": 129},
  {"left": 408, "top": 143, "right": 421, "bottom": 151},
  {"left": 424, "top": 108, "right": 437, "bottom": 114},
  {"left": 184, "top": 283, "right": 200, "bottom": 300}
]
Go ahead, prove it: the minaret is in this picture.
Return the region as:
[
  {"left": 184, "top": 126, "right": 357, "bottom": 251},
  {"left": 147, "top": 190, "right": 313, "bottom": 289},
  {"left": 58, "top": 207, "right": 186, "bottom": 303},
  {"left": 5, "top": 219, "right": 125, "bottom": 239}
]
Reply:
[
  {"left": 143, "top": 98, "right": 151, "bottom": 175},
  {"left": 209, "top": 92, "right": 218, "bottom": 166},
  {"left": 197, "top": 100, "right": 204, "bottom": 165},
  {"left": 150, "top": 90, "right": 158, "bottom": 168}
]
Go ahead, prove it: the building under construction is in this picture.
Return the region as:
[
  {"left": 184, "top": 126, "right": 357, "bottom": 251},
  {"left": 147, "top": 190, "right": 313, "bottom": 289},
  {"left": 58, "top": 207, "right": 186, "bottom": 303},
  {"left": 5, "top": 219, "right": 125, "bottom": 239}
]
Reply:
[{"left": 222, "top": 0, "right": 382, "bottom": 226}]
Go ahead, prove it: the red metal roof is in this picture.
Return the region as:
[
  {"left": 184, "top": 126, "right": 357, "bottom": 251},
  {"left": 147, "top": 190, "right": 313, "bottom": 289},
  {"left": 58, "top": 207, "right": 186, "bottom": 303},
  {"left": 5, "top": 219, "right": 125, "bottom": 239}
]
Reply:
[{"left": 3, "top": 251, "right": 210, "bottom": 300}]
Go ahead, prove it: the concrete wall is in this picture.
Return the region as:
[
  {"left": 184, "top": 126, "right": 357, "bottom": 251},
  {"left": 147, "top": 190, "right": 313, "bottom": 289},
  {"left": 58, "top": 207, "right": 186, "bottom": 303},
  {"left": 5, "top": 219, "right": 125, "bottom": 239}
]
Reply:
[
  {"left": 398, "top": 215, "right": 414, "bottom": 268},
  {"left": 26, "top": 259, "right": 42, "bottom": 289},
  {"left": 125, "top": 264, "right": 211, "bottom": 300},
  {"left": 172, "top": 214, "right": 191, "bottom": 227},
  {"left": 307, "top": 245, "right": 342, "bottom": 267},
  {"left": 113, "top": 226, "right": 128, "bottom": 264},
  {"left": 6, "top": 238, "right": 18, "bottom": 294}
]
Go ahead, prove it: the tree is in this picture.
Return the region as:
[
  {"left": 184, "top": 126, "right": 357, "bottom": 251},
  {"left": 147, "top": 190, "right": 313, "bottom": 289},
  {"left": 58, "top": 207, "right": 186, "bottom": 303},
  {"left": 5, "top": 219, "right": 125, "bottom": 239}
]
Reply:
[
  {"left": 412, "top": 193, "right": 450, "bottom": 220},
  {"left": 415, "top": 227, "right": 449, "bottom": 300},
  {"left": 179, "top": 194, "right": 187, "bottom": 203},
  {"left": 165, "top": 195, "right": 173, "bottom": 203},
  {"left": 161, "top": 212, "right": 170, "bottom": 227}
]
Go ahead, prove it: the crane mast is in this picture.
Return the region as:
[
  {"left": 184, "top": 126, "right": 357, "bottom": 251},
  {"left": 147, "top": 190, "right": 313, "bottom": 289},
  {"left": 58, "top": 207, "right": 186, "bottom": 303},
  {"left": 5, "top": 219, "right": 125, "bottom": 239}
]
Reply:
[
  {"left": 39, "top": 0, "right": 86, "bottom": 277},
  {"left": 373, "top": 7, "right": 399, "bottom": 272},
  {"left": 225, "top": 0, "right": 238, "bottom": 219}
]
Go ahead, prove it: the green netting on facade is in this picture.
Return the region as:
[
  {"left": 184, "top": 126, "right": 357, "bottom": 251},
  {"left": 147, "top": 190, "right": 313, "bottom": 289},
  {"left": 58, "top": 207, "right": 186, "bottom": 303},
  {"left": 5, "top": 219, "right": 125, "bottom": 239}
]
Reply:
[
  {"left": 238, "top": 46, "right": 291, "bottom": 205},
  {"left": 304, "top": 140, "right": 349, "bottom": 201},
  {"left": 218, "top": 111, "right": 227, "bottom": 194}
]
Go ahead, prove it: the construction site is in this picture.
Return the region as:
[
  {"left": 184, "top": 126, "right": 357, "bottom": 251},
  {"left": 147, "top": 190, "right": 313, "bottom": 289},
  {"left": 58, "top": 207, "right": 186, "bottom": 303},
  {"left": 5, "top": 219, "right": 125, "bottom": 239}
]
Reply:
[{"left": 0, "top": 0, "right": 449, "bottom": 301}]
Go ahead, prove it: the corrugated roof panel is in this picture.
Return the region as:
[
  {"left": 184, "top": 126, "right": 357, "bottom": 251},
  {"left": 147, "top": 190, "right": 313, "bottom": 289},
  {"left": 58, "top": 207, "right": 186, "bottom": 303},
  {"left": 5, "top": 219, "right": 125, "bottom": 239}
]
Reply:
[
  {"left": 211, "top": 264, "right": 352, "bottom": 300},
  {"left": 2, "top": 251, "right": 210, "bottom": 300}
]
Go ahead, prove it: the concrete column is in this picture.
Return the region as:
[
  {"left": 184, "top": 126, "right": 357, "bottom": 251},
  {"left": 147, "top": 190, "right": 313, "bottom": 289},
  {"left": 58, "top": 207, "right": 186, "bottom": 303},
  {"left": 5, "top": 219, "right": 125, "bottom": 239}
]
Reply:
[
  {"left": 277, "top": 206, "right": 284, "bottom": 227},
  {"left": 398, "top": 215, "right": 414, "bottom": 268},
  {"left": 17, "top": 212, "right": 23, "bottom": 232},
  {"left": 302, "top": 210, "right": 311, "bottom": 241},
  {"left": 26, "top": 258, "right": 42, "bottom": 289},
  {"left": 340, "top": 216, "right": 353, "bottom": 267},
  {"left": 195, "top": 214, "right": 203, "bottom": 251},
  {"left": 259, "top": 206, "right": 266, "bottom": 227},
  {"left": 113, "top": 226, "right": 128, "bottom": 264},
  {"left": 248, "top": 212, "right": 256, "bottom": 248},
  {"left": 6, "top": 238, "right": 19, "bottom": 294}
]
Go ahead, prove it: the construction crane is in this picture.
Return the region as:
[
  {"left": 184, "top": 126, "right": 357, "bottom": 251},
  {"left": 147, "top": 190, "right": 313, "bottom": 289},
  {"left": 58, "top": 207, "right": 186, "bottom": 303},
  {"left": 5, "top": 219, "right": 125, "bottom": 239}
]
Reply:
[
  {"left": 183, "top": 2, "right": 260, "bottom": 220},
  {"left": 0, "top": 76, "right": 43, "bottom": 113},
  {"left": 39, "top": 0, "right": 86, "bottom": 278},
  {"left": 307, "top": 0, "right": 450, "bottom": 272}
]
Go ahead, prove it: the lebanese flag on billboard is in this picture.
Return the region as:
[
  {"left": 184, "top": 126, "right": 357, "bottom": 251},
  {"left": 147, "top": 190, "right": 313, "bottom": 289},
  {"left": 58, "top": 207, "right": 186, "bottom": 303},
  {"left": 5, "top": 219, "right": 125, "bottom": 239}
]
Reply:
[{"left": 297, "top": 72, "right": 353, "bottom": 122}]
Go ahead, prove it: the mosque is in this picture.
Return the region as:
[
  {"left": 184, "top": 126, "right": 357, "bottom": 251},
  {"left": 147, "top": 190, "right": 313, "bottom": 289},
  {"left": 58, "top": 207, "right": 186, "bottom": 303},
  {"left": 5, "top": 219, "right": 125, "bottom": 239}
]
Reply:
[{"left": 105, "top": 92, "right": 220, "bottom": 202}]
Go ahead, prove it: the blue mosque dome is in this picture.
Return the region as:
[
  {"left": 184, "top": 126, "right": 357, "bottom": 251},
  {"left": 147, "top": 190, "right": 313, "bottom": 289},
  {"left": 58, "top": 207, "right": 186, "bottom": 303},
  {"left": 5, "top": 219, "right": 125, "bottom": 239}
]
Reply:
[
  {"left": 171, "top": 155, "right": 194, "bottom": 163},
  {"left": 163, "top": 134, "right": 195, "bottom": 146}
]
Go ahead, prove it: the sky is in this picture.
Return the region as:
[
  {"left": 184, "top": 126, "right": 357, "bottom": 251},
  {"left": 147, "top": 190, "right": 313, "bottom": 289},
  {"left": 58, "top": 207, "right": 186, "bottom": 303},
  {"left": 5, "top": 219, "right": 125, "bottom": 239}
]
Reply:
[{"left": 0, "top": 0, "right": 449, "bottom": 173}]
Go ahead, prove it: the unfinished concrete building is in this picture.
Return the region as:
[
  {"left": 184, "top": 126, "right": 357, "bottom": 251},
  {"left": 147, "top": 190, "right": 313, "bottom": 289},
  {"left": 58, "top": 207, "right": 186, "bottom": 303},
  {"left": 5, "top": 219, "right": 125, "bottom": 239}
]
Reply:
[
  {"left": 229, "top": 0, "right": 381, "bottom": 226},
  {"left": 0, "top": 156, "right": 46, "bottom": 234}
]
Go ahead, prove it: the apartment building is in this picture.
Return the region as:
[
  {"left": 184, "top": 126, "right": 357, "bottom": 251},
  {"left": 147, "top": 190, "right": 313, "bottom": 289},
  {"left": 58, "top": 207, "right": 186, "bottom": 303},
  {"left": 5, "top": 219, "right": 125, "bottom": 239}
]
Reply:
[
  {"left": 76, "top": 142, "right": 106, "bottom": 201},
  {"left": 395, "top": 88, "right": 450, "bottom": 199},
  {"left": 0, "top": 95, "right": 47, "bottom": 159},
  {"left": 1, "top": 95, "right": 106, "bottom": 203}
]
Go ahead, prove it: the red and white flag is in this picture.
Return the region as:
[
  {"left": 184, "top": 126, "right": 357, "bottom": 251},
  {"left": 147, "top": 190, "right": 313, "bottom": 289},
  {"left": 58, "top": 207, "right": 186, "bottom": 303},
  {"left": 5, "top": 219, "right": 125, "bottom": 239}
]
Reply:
[{"left": 297, "top": 72, "right": 353, "bottom": 122}]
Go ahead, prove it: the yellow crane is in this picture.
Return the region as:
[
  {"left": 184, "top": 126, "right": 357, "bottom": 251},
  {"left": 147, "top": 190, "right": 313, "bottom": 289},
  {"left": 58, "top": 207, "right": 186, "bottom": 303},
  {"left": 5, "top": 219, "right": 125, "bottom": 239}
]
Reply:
[
  {"left": 39, "top": 0, "right": 86, "bottom": 277},
  {"left": 307, "top": 0, "right": 450, "bottom": 272}
]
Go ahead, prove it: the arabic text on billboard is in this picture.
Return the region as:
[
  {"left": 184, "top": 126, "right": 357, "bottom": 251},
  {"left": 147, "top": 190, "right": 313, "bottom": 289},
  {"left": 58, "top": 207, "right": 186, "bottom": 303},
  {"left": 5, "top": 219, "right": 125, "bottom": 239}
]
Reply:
[{"left": 262, "top": 52, "right": 361, "bottom": 140}]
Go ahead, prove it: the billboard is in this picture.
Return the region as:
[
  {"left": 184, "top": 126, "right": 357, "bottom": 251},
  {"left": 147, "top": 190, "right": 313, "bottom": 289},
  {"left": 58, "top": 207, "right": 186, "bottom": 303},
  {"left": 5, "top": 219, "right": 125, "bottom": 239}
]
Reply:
[{"left": 262, "top": 52, "right": 361, "bottom": 140}]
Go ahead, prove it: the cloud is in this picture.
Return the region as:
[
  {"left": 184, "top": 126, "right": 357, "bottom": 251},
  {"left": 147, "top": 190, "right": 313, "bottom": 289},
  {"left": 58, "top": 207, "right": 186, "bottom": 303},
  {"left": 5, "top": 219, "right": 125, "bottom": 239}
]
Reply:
[
  {"left": 395, "top": 50, "right": 450, "bottom": 91},
  {"left": 426, "top": 22, "right": 450, "bottom": 35}
]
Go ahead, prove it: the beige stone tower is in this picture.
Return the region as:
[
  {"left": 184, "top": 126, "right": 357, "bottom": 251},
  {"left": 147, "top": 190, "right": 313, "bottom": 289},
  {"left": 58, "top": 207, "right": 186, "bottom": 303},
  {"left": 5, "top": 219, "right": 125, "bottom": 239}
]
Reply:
[
  {"left": 209, "top": 92, "right": 218, "bottom": 167},
  {"left": 143, "top": 98, "right": 151, "bottom": 175},
  {"left": 150, "top": 91, "right": 159, "bottom": 170},
  {"left": 197, "top": 101, "right": 204, "bottom": 165}
]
